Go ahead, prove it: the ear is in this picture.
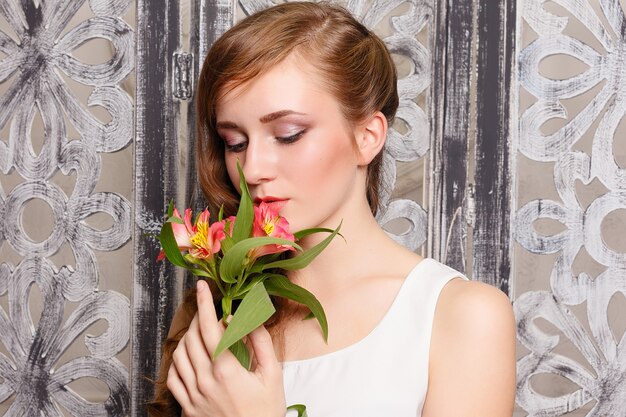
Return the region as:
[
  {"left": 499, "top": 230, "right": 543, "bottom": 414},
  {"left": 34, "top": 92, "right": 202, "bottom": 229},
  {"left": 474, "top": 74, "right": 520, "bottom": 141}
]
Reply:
[{"left": 354, "top": 111, "right": 387, "bottom": 166}]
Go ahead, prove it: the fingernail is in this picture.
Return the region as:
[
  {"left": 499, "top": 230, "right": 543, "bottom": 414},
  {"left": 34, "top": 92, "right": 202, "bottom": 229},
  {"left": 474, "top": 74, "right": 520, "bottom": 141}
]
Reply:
[{"left": 197, "top": 280, "right": 206, "bottom": 292}]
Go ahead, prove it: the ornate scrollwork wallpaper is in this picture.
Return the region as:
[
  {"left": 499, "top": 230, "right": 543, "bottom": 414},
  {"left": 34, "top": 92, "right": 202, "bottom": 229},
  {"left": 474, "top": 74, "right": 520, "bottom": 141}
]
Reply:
[
  {"left": 5, "top": 0, "right": 624, "bottom": 415},
  {"left": 514, "top": 0, "right": 626, "bottom": 414},
  {"left": 0, "top": 0, "right": 134, "bottom": 415}
]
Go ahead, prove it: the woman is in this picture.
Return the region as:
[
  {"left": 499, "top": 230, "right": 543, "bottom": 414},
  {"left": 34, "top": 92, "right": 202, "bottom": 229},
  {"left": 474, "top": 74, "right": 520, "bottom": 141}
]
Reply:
[{"left": 148, "top": 2, "right": 516, "bottom": 416}]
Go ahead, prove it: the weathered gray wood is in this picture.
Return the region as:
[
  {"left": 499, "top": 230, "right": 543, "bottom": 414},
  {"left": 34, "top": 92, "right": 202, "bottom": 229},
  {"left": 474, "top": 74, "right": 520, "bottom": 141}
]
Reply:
[
  {"left": 472, "top": 0, "right": 515, "bottom": 293},
  {"left": 185, "top": 0, "right": 233, "bottom": 200},
  {"left": 0, "top": 0, "right": 133, "bottom": 415},
  {"left": 132, "top": 0, "right": 181, "bottom": 415},
  {"left": 514, "top": 0, "right": 626, "bottom": 414},
  {"left": 429, "top": 0, "right": 516, "bottom": 288},
  {"left": 183, "top": 0, "right": 234, "bottom": 291},
  {"left": 428, "top": 0, "right": 474, "bottom": 273}
]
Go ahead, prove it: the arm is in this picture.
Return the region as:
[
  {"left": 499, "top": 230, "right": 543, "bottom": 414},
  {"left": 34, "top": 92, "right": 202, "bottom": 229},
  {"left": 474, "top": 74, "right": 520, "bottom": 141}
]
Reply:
[{"left": 422, "top": 279, "right": 516, "bottom": 417}]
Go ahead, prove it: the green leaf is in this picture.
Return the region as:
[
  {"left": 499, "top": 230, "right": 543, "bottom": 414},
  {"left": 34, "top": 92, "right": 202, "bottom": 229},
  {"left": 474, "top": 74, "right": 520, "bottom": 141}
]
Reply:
[
  {"left": 213, "top": 282, "right": 276, "bottom": 360},
  {"left": 218, "top": 204, "right": 224, "bottom": 222},
  {"left": 264, "top": 276, "right": 328, "bottom": 342},
  {"left": 189, "top": 268, "right": 214, "bottom": 279},
  {"left": 167, "top": 199, "right": 174, "bottom": 217},
  {"left": 263, "top": 222, "right": 342, "bottom": 271},
  {"left": 219, "top": 237, "right": 302, "bottom": 283},
  {"left": 233, "top": 273, "right": 284, "bottom": 297},
  {"left": 231, "top": 161, "right": 254, "bottom": 242},
  {"left": 244, "top": 252, "right": 285, "bottom": 275},
  {"left": 166, "top": 216, "right": 185, "bottom": 225},
  {"left": 229, "top": 339, "right": 251, "bottom": 370},
  {"left": 286, "top": 404, "right": 308, "bottom": 417},
  {"left": 293, "top": 227, "right": 336, "bottom": 240},
  {"left": 220, "top": 234, "right": 235, "bottom": 253},
  {"left": 247, "top": 256, "right": 276, "bottom": 274},
  {"left": 158, "top": 222, "right": 189, "bottom": 268}
]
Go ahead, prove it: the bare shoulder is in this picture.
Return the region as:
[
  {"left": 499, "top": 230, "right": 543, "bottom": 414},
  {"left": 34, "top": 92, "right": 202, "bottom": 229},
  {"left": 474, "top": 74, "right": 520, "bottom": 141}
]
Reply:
[
  {"left": 432, "top": 278, "right": 516, "bottom": 359},
  {"left": 422, "top": 278, "right": 517, "bottom": 417},
  {"left": 437, "top": 278, "right": 515, "bottom": 329}
]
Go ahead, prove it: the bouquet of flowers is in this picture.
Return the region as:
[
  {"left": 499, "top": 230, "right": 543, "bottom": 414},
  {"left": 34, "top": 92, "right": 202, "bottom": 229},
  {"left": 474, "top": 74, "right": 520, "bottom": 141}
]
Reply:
[{"left": 157, "top": 162, "right": 340, "bottom": 384}]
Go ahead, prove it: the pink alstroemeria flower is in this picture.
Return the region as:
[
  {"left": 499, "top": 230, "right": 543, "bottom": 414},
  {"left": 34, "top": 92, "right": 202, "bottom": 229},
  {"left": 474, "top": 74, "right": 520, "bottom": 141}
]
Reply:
[
  {"left": 189, "top": 210, "right": 226, "bottom": 260},
  {"left": 250, "top": 201, "right": 295, "bottom": 259},
  {"left": 157, "top": 208, "right": 193, "bottom": 261},
  {"left": 157, "top": 208, "right": 225, "bottom": 261}
]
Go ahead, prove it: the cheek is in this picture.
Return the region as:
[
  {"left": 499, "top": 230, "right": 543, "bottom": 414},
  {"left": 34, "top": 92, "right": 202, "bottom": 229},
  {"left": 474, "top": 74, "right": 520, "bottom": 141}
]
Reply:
[
  {"left": 285, "top": 146, "right": 327, "bottom": 186},
  {"left": 291, "top": 137, "right": 356, "bottom": 192}
]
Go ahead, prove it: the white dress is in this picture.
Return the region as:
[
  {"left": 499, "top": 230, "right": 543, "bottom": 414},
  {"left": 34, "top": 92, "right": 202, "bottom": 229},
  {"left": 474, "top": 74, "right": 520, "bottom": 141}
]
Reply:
[{"left": 282, "top": 258, "right": 469, "bottom": 417}]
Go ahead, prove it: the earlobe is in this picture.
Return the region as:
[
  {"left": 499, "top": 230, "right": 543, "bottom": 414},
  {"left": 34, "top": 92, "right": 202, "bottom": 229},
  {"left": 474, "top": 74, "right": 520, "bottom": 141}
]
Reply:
[{"left": 355, "top": 111, "right": 387, "bottom": 165}]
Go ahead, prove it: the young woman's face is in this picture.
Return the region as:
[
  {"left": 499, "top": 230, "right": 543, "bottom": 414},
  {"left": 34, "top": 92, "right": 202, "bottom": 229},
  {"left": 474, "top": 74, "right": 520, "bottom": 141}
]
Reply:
[{"left": 216, "top": 57, "right": 362, "bottom": 232}]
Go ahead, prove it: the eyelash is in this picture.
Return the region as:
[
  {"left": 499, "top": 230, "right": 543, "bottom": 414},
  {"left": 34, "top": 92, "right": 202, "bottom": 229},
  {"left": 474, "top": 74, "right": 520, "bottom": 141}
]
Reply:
[
  {"left": 224, "top": 129, "right": 306, "bottom": 153},
  {"left": 277, "top": 129, "right": 306, "bottom": 144},
  {"left": 224, "top": 142, "right": 246, "bottom": 153}
]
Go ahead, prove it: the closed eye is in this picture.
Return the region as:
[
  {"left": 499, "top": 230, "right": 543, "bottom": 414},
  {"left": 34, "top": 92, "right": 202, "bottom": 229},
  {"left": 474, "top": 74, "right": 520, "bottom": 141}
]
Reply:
[
  {"left": 276, "top": 129, "right": 306, "bottom": 144},
  {"left": 224, "top": 141, "right": 247, "bottom": 153}
]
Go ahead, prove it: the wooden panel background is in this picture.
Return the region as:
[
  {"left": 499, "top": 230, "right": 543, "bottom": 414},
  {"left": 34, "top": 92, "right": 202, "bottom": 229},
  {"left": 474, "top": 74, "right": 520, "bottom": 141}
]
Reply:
[
  {"left": 1, "top": 0, "right": 625, "bottom": 416},
  {"left": 132, "top": 0, "right": 181, "bottom": 415}
]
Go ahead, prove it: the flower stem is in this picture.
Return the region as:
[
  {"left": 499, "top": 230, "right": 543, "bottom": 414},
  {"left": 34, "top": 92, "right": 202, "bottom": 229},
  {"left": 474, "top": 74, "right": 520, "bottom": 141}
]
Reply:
[
  {"left": 205, "top": 260, "right": 225, "bottom": 295},
  {"left": 221, "top": 296, "right": 232, "bottom": 318},
  {"left": 213, "top": 274, "right": 225, "bottom": 295},
  {"left": 233, "top": 265, "right": 249, "bottom": 295}
]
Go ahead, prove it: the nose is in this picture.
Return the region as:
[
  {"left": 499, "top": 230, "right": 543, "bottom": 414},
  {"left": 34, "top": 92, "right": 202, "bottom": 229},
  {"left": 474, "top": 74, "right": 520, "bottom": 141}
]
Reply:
[{"left": 241, "top": 136, "right": 276, "bottom": 186}]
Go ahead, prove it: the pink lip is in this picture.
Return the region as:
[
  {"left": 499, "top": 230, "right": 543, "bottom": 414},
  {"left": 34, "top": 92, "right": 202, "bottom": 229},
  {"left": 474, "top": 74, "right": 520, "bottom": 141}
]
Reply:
[
  {"left": 254, "top": 196, "right": 285, "bottom": 203},
  {"left": 255, "top": 197, "right": 288, "bottom": 211}
]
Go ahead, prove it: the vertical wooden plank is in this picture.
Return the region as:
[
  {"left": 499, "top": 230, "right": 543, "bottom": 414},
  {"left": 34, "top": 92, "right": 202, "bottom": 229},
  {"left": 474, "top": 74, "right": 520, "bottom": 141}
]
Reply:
[
  {"left": 133, "top": 0, "right": 181, "bottom": 414},
  {"left": 183, "top": 0, "right": 234, "bottom": 290},
  {"left": 186, "top": 0, "right": 233, "bottom": 206},
  {"left": 472, "top": 0, "right": 515, "bottom": 293},
  {"left": 428, "top": 0, "right": 474, "bottom": 274}
]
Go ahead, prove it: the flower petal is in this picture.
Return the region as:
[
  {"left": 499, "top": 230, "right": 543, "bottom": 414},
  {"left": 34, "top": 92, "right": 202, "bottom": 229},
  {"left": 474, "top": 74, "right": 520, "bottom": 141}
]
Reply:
[
  {"left": 209, "top": 221, "right": 226, "bottom": 254},
  {"left": 172, "top": 208, "right": 193, "bottom": 248},
  {"left": 183, "top": 208, "right": 194, "bottom": 233}
]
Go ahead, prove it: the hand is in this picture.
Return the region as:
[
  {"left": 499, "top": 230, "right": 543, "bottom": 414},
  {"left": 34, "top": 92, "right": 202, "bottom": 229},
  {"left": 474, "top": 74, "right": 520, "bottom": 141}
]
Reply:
[{"left": 167, "top": 280, "right": 287, "bottom": 417}]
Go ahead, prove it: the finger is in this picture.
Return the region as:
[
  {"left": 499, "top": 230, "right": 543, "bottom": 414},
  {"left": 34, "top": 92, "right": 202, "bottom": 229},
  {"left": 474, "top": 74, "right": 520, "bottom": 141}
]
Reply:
[
  {"left": 243, "top": 335, "right": 258, "bottom": 370},
  {"left": 184, "top": 314, "right": 213, "bottom": 376},
  {"left": 196, "top": 279, "right": 224, "bottom": 357},
  {"left": 167, "top": 363, "right": 191, "bottom": 410},
  {"left": 171, "top": 335, "right": 199, "bottom": 396},
  {"left": 248, "top": 325, "right": 280, "bottom": 377}
]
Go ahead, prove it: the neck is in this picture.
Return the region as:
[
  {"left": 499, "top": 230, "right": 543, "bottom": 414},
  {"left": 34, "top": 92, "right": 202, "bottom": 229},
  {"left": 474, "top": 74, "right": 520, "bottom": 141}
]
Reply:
[{"left": 288, "top": 199, "right": 408, "bottom": 295}]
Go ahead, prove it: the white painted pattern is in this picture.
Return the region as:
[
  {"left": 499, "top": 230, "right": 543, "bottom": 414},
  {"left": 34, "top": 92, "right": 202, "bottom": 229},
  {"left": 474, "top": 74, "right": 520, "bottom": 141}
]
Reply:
[
  {"left": 0, "top": 0, "right": 133, "bottom": 415},
  {"left": 514, "top": 0, "right": 626, "bottom": 414}
]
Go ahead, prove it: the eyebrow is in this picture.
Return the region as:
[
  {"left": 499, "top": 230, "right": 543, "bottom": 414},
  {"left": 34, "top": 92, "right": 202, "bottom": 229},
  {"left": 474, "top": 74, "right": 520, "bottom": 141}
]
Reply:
[
  {"left": 216, "top": 110, "right": 306, "bottom": 129},
  {"left": 259, "top": 110, "right": 306, "bottom": 123}
]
